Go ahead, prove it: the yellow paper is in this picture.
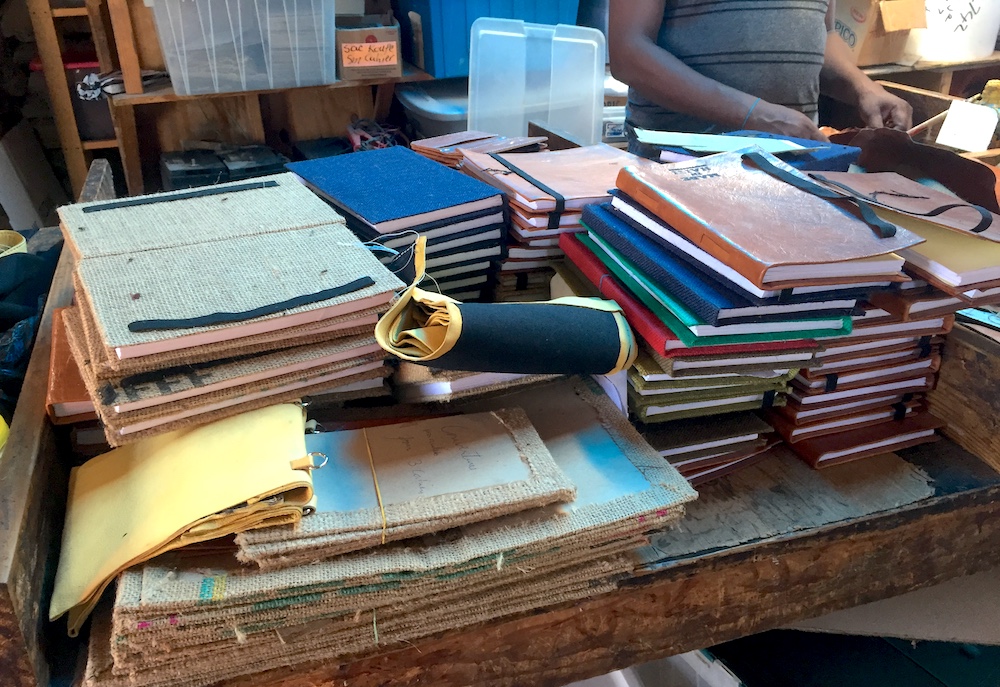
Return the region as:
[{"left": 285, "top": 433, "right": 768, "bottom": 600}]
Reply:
[{"left": 49, "top": 403, "right": 314, "bottom": 635}]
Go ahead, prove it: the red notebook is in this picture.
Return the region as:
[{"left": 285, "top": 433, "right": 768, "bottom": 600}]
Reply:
[{"left": 559, "top": 232, "right": 819, "bottom": 358}]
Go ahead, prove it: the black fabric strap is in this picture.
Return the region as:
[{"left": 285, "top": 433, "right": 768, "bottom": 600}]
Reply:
[
  {"left": 128, "top": 276, "right": 375, "bottom": 332},
  {"left": 489, "top": 153, "right": 565, "bottom": 231},
  {"left": 892, "top": 402, "right": 908, "bottom": 421},
  {"left": 813, "top": 174, "right": 993, "bottom": 234},
  {"left": 824, "top": 373, "right": 839, "bottom": 392},
  {"left": 742, "top": 152, "right": 897, "bottom": 238},
  {"left": 902, "top": 393, "right": 914, "bottom": 403},
  {"left": 83, "top": 180, "right": 279, "bottom": 213},
  {"left": 918, "top": 335, "right": 933, "bottom": 358},
  {"left": 777, "top": 288, "right": 795, "bottom": 303},
  {"left": 516, "top": 272, "right": 528, "bottom": 290},
  {"left": 762, "top": 390, "right": 777, "bottom": 409}
]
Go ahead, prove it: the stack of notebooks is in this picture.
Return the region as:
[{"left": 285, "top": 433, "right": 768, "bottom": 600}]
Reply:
[
  {"left": 461, "top": 144, "right": 645, "bottom": 298},
  {"left": 767, "top": 169, "right": 1000, "bottom": 467},
  {"left": 410, "top": 130, "right": 547, "bottom": 168},
  {"left": 560, "top": 148, "right": 948, "bottom": 471},
  {"left": 639, "top": 412, "right": 778, "bottom": 486},
  {"left": 288, "top": 147, "right": 507, "bottom": 302},
  {"left": 56, "top": 174, "right": 404, "bottom": 446},
  {"left": 79, "top": 378, "right": 697, "bottom": 687}
]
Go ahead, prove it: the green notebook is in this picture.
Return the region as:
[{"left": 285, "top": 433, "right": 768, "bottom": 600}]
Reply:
[{"left": 577, "top": 231, "right": 852, "bottom": 348}]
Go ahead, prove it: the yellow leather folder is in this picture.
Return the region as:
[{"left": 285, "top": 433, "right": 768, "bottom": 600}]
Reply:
[{"left": 49, "top": 403, "right": 316, "bottom": 636}]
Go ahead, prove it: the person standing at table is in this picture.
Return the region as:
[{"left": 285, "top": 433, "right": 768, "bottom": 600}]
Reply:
[{"left": 608, "top": 0, "right": 913, "bottom": 151}]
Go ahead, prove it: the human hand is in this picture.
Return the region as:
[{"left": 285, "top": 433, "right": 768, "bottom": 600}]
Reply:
[
  {"left": 857, "top": 85, "right": 913, "bottom": 131},
  {"left": 745, "top": 101, "right": 830, "bottom": 142}
]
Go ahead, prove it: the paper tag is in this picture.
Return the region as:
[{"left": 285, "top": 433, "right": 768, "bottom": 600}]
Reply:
[
  {"left": 936, "top": 101, "right": 999, "bottom": 152},
  {"left": 341, "top": 41, "right": 398, "bottom": 67}
]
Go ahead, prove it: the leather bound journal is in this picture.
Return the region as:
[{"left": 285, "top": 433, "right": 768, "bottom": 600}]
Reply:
[{"left": 615, "top": 149, "right": 923, "bottom": 289}]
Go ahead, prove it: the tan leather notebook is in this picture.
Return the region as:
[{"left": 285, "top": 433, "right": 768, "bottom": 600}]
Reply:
[
  {"left": 791, "top": 412, "right": 943, "bottom": 469},
  {"left": 46, "top": 307, "right": 97, "bottom": 425},
  {"left": 615, "top": 150, "right": 924, "bottom": 289}
]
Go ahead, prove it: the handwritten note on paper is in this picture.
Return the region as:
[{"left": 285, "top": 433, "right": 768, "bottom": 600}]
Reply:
[
  {"left": 308, "top": 412, "right": 532, "bottom": 511},
  {"left": 341, "top": 41, "right": 398, "bottom": 67}
]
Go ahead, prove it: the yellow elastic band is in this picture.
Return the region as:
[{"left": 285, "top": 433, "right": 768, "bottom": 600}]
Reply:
[
  {"left": 362, "top": 427, "right": 388, "bottom": 544},
  {"left": 0, "top": 230, "right": 26, "bottom": 260}
]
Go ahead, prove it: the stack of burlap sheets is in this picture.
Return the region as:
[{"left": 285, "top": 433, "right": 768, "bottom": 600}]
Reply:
[
  {"left": 56, "top": 174, "right": 405, "bottom": 446},
  {"left": 81, "top": 377, "right": 697, "bottom": 687}
]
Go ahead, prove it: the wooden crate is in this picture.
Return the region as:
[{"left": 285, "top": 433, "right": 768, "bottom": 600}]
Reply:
[
  {"left": 0, "top": 161, "right": 113, "bottom": 686},
  {"left": 929, "top": 324, "right": 1000, "bottom": 472}
]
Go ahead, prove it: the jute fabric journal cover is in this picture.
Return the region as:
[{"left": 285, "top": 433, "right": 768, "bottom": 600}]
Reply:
[{"left": 236, "top": 408, "right": 576, "bottom": 563}]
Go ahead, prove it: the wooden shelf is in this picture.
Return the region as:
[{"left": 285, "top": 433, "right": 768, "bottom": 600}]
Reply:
[
  {"left": 51, "top": 6, "right": 90, "bottom": 16},
  {"left": 863, "top": 50, "right": 1000, "bottom": 78},
  {"left": 81, "top": 138, "right": 118, "bottom": 150},
  {"left": 111, "top": 62, "right": 434, "bottom": 106}
]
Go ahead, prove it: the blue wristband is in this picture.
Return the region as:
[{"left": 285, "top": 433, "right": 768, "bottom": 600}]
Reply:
[{"left": 741, "top": 97, "right": 761, "bottom": 130}]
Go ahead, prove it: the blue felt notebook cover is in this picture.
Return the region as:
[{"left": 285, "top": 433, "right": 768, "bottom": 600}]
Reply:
[{"left": 287, "top": 147, "right": 503, "bottom": 233}]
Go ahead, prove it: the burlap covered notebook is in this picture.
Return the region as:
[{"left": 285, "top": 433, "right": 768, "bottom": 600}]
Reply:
[
  {"left": 58, "top": 173, "right": 343, "bottom": 260},
  {"left": 76, "top": 224, "right": 402, "bottom": 363},
  {"left": 49, "top": 404, "right": 316, "bottom": 637},
  {"left": 85, "top": 378, "right": 695, "bottom": 686},
  {"left": 236, "top": 408, "right": 575, "bottom": 564}
]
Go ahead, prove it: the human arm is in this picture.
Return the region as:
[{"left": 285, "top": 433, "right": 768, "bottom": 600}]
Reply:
[
  {"left": 607, "top": 0, "right": 828, "bottom": 140},
  {"left": 820, "top": 1, "right": 913, "bottom": 129}
]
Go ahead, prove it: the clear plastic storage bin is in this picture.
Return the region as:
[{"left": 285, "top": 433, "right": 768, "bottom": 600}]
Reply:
[
  {"left": 149, "top": 0, "right": 338, "bottom": 95},
  {"left": 468, "top": 18, "right": 605, "bottom": 146}
]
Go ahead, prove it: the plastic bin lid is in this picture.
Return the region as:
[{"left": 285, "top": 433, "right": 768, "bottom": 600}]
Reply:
[{"left": 395, "top": 78, "right": 469, "bottom": 122}]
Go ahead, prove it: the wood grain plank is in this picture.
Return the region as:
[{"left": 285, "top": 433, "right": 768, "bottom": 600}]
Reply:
[
  {"left": 108, "top": 101, "right": 143, "bottom": 195},
  {"left": 25, "top": 0, "right": 89, "bottom": 195},
  {"left": 106, "top": 0, "right": 143, "bottom": 93},
  {"left": 214, "top": 462, "right": 1000, "bottom": 687},
  {"left": 0, "top": 161, "right": 115, "bottom": 687},
  {"left": 86, "top": 0, "right": 119, "bottom": 73}
]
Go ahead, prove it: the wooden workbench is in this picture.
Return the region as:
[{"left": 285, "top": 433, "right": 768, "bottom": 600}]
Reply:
[{"left": 3, "top": 161, "right": 1000, "bottom": 687}]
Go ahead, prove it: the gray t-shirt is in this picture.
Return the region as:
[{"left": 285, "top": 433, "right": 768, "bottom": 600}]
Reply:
[{"left": 626, "top": 0, "right": 830, "bottom": 135}]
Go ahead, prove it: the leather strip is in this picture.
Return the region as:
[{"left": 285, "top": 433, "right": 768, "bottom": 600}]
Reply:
[
  {"left": 128, "top": 277, "right": 376, "bottom": 332},
  {"left": 742, "top": 152, "right": 897, "bottom": 238},
  {"left": 489, "top": 153, "right": 565, "bottom": 231},
  {"left": 82, "top": 180, "right": 279, "bottom": 213},
  {"left": 814, "top": 174, "right": 993, "bottom": 234}
]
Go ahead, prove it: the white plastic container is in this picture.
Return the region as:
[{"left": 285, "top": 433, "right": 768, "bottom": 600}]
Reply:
[
  {"left": 148, "top": 0, "right": 338, "bottom": 95},
  {"left": 917, "top": 0, "right": 1000, "bottom": 62},
  {"left": 468, "top": 18, "right": 605, "bottom": 145},
  {"left": 395, "top": 77, "right": 469, "bottom": 138}
]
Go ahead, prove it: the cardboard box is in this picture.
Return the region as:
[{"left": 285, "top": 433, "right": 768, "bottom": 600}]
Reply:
[
  {"left": 834, "top": 0, "right": 925, "bottom": 67},
  {"left": 336, "top": 14, "right": 402, "bottom": 80}
]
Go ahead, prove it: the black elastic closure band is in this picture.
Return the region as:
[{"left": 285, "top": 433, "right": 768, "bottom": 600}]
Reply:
[
  {"left": 489, "top": 153, "right": 566, "bottom": 231},
  {"left": 813, "top": 174, "right": 993, "bottom": 235},
  {"left": 83, "top": 180, "right": 279, "bottom": 213},
  {"left": 892, "top": 402, "right": 908, "bottom": 421},
  {"left": 901, "top": 393, "right": 914, "bottom": 403},
  {"left": 824, "top": 373, "right": 839, "bottom": 392},
  {"left": 742, "top": 152, "right": 897, "bottom": 238},
  {"left": 777, "top": 288, "right": 795, "bottom": 304},
  {"left": 128, "top": 276, "right": 375, "bottom": 332},
  {"left": 763, "top": 390, "right": 777, "bottom": 408}
]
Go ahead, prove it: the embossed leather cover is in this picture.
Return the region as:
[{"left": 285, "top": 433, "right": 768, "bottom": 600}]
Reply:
[
  {"left": 791, "top": 411, "right": 943, "bottom": 468},
  {"left": 615, "top": 150, "right": 924, "bottom": 289}
]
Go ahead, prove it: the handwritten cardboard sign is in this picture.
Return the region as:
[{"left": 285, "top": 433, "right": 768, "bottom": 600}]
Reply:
[
  {"left": 336, "top": 14, "right": 403, "bottom": 79},
  {"left": 341, "top": 41, "right": 398, "bottom": 68}
]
